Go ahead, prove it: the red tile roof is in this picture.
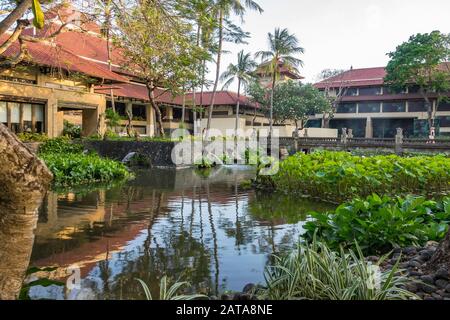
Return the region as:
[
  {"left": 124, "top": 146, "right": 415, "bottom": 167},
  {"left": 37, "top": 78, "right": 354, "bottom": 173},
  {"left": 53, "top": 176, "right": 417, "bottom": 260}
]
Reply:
[
  {"left": 314, "top": 67, "right": 386, "bottom": 89},
  {"left": 0, "top": 34, "right": 128, "bottom": 83},
  {"left": 95, "top": 83, "right": 258, "bottom": 108}
]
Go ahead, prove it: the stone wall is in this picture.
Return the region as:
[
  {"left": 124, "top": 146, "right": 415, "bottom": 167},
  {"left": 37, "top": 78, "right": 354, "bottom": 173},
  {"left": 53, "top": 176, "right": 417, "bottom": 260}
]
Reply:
[{"left": 82, "top": 140, "right": 177, "bottom": 167}]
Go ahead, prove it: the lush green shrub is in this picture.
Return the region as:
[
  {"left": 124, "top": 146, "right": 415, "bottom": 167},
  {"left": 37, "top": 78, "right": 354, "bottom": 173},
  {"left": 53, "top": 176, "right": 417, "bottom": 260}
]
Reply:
[
  {"left": 38, "top": 137, "right": 131, "bottom": 187},
  {"left": 40, "top": 152, "right": 131, "bottom": 187},
  {"left": 303, "top": 194, "right": 450, "bottom": 254},
  {"left": 38, "top": 136, "right": 84, "bottom": 155},
  {"left": 17, "top": 132, "right": 48, "bottom": 142},
  {"left": 261, "top": 151, "right": 450, "bottom": 202},
  {"left": 260, "top": 238, "right": 417, "bottom": 300},
  {"left": 63, "top": 120, "right": 81, "bottom": 139}
]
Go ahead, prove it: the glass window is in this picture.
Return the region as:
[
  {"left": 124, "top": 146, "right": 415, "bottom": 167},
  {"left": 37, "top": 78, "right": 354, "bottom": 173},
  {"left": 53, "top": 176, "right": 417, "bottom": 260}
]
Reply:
[
  {"left": 408, "top": 101, "right": 427, "bottom": 112},
  {"left": 438, "top": 101, "right": 450, "bottom": 112},
  {"left": 359, "top": 87, "right": 382, "bottom": 96},
  {"left": 23, "top": 104, "right": 33, "bottom": 132},
  {"left": 132, "top": 104, "right": 146, "bottom": 120},
  {"left": 337, "top": 103, "right": 357, "bottom": 113},
  {"left": 9, "top": 102, "right": 20, "bottom": 132},
  {"left": 0, "top": 101, "right": 7, "bottom": 124},
  {"left": 34, "top": 104, "right": 45, "bottom": 133},
  {"left": 344, "top": 88, "right": 358, "bottom": 96},
  {"left": 383, "top": 101, "right": 406, "bottom": 113},
  {"left": 358, "top": 102, "right": 381, "bottom": 113},
  {"left": 384, "top": 86, "right": 407, "bottom": 95},
  {"left": 438, "top": 116, "right": 450, "bottom": 127}
]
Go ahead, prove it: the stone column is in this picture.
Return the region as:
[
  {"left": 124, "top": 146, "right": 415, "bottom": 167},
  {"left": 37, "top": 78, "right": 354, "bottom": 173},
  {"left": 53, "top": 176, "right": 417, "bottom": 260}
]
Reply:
[
  {"left": 395, "top": 128, "right": 404, "bottom": 154},
  {"left": 365, "top": 117, "right": 373, "bottom": 138}
]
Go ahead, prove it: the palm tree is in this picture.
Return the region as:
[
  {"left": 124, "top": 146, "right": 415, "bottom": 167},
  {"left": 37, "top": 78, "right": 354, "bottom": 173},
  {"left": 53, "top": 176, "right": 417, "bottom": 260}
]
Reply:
[
  {"left": 220, "top": 50, "right": 257, "bottom": 136},
  {"left": 206, "top": 0, "right": 263, "bottom": 138},
  {"left": 256, "top": 28, "right": 304, "bottom": 137}
]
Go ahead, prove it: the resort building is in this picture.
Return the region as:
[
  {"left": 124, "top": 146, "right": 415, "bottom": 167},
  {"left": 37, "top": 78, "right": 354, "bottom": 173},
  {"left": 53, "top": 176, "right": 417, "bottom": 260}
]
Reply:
[
  {"left": 0, "top": 5, "right": 301, "bottom": 139},
  {"left": 313, "top": 67, "right": 450, "bottom": 138}
]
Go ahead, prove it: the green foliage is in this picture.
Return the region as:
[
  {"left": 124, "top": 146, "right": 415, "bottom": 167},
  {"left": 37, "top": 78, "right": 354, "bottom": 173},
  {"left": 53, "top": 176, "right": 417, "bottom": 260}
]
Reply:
[
  {"left": 63, "top": 120, "right": 81, "bottom": 139},
  {"left": 272, "top": 81, "right": 331, "bottom": 127},
  {"left": 17, "top": 132, "right": 48, "bottom": 142},
  {"left": 385, "top": 31, "right": 450, "bottom": 94},
  {"left": 262, "top": 151, "right": 450, "bottom": 203},
  {"left": 304, "top": 194, "right": 450, "bottom": 254},
  {"left": 38, "top": 137, "right": 131, "bottom": 187},
  {"left": 260, "top": 238, "right": 416, "bottom": 300},
  {"left": 38, "top": 136, "right": 84, "bottom": 155},
  {"left": 136, "top": 276, "right": 207, "bottom": 300},
  {"left": 105, "top": 108, "right": 121, "bottom": 129}
]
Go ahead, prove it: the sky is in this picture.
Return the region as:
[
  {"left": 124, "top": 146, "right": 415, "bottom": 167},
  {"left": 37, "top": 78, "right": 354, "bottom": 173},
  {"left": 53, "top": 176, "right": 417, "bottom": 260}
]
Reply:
[{"left": 210, "top": 0, "right": 450, "bottom": 90}]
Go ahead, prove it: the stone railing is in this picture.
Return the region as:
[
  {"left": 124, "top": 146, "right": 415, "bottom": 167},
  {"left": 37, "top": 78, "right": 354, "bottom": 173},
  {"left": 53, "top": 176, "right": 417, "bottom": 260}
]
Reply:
[{"left": 278, "top": 128, "right": 450, "bottom": 154}]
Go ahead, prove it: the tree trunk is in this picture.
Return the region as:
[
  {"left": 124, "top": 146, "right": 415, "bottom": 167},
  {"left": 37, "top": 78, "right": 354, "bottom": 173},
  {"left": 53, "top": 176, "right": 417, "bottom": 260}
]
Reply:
[
  {"left": 269, "top": 70, "right": 276, "bottom": 138},
  {"left": 0, "top": 0, "right": 32, "bottom": 37},
  {"left": 0, "top": 123, "right": 53, "bottom": 300},
  {"left": 146, "top": 83, "right": 165, "bottom": 137},
  {"left": 235, "top": 78, "right": 241, "bottom": 137},
  {"left": 206, "top": 9, "right": 224, "bottom": 138}
]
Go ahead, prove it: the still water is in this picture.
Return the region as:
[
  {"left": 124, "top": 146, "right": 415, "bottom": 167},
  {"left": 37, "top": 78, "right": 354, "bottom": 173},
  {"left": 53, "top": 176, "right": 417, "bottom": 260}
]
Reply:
[{"left": 28, "top": 166, "right": 333, "bottom": 300}]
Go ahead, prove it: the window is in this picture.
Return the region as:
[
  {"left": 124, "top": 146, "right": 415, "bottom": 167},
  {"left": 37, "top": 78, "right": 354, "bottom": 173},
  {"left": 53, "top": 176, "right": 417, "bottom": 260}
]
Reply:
[
  {"left": 408, "top": 101, "right": 427, "bottom": 112},
  {"left": 173, "top": 108, "right": 183, "bottom": 120},
  {"left": 34, "top": 104, "right": 44, "bottom": 133},
  {"left": 337, "top": 103, "right": 357, "bottom": 113},
  {"left": 383, "top": 101, "right": 406, "bottom": 113},
  {"left": 107, "top": 101, "right": 127, "bottom": 117},
  {"left": 344, "top": 88, "right": 358, "bottom": 96},
  {"left": 359, "top": 87, "right": 382, "bottom": 96},
  {"left": 23, "top": 104, "right": 33, "bottom": 132},
  {"left": 438, "top": 101, "right": 450, "bottom": 112},
  {"left": 358, "top": 102, "right": 381, "bottom": 113},
  {"left": 132, "top": 104, "right": 146, "bottom": 121},
  {"left": 10, "top": 102, "right": 20, "bottom": 133},
  {"left": 212, "top": 111, "right": 229, "bottom": 117},
  {"left": 384, "top": 86, "right": 407, "bottom": 95},
  {"left": 438, "top": 116, "right": 450, "bottom": 127},
  {"left": 0, "top": 101, "right": 45, "bottom": 133}
]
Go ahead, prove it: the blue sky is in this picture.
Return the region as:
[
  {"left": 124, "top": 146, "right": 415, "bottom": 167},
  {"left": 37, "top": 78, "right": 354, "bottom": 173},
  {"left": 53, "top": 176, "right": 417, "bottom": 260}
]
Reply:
[{"left": 211, "top": 0, "right": 450, "bottom": 88}]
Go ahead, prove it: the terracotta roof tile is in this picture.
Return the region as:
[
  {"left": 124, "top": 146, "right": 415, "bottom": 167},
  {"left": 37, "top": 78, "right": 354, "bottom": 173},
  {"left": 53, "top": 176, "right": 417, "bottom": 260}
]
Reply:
[{"left": 0, "top": 34, "right": 128, "bottom": 83}]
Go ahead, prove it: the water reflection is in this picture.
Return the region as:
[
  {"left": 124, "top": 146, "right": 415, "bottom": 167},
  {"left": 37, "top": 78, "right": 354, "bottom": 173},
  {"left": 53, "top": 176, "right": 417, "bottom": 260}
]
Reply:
[{"left": 28, "top": 167, "right": 334, "bottom": 300}]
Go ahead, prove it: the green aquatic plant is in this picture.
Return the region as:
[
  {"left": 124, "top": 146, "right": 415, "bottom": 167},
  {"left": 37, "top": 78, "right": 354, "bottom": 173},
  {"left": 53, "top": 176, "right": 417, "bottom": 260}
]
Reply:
[
  {"left": 260, "top": 151, "right": 450, "bottom": 202},
  {"left": 38, "top": 137, "right": 131, "bottom": 187},
  {"left": 303, "top": 194, "right": 450, "bottom": 254},
  {"left": 136, "top": 277, "right": 207, "bottom": 300},
  {"left": 260, "top": 238, "right": 417, "bottom": 300}
]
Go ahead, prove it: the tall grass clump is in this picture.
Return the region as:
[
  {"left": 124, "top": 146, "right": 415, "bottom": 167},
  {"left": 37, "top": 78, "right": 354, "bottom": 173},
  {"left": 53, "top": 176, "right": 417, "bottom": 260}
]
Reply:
[
  {"left": 136, "top": 276, "right": 206, "bottom": 300},
  {"left": 38, "top": 137, "right": 131, "bottom": 187},
  {"left": 261, "top": 151, "right": 450, "bottom": 203},
  {"left": 260, "top": 238, "right": 417, "bottom": 300}
]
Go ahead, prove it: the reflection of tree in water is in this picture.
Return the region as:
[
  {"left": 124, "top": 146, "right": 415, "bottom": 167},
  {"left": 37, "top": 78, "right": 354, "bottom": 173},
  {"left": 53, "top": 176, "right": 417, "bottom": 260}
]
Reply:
[{"left": 94, "top": 190, "right": 213, "bottom": 299}]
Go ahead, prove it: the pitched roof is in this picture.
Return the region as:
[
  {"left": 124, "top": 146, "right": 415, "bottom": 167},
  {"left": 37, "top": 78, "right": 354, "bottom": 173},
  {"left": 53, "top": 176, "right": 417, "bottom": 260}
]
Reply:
[
  {"left": 95, "top": 83, "right": 258, "bottom": 108},
  {"left": 0, "top": 34, "right": 128, "bottom": 83},
  {"left": 314, "top": 67, "right": 386, "bottom": 89}
]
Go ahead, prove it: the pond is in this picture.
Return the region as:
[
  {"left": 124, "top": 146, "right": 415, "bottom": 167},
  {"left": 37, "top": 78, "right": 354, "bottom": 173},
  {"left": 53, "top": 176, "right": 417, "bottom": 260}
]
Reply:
[{"left": 27, "top": 166, "right": 334, "bottom": 300}]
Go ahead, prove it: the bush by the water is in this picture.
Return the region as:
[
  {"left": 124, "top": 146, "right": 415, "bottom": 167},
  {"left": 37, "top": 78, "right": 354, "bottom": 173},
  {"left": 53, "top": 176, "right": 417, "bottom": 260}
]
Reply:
[
  {"left": 39, "top": 137, "right": 131, "bottom": 187},
  {"left": 17, "top": 132, "right": 49, "bottom": 142},
  {"left": 260, "top": 238, "right": 416, "bottom": 300},
  {"left": 303, "top": 194, "right": 450, "bottom": 254},
  {"left": 260, "top": 151, "right": 450, "bottom": 202}
]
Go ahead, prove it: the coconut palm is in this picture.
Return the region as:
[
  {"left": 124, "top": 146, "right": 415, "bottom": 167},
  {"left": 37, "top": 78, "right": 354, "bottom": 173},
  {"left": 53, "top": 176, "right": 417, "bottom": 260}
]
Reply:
[
  {"left": 256, "top": 28, "right": 304, "bottom": 137},
  {"left": 206, "top": 0, "right": 263, "bottom": 137},
  {"left": 220, "top": 50, "right": 257, "bottom": 136}
]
